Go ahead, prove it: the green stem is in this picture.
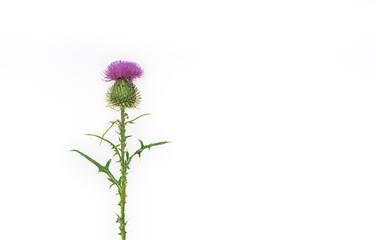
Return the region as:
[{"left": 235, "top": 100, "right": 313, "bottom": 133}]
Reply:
[{"left": 119, "top": 107, "right": 127, "bottom": 240}]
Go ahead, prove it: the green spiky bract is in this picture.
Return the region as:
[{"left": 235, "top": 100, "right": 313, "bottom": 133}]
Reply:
[
  {"left": 71, "top": 80, "right": 168, "bottom": 240},
  {"left": 106, "top": 80, "right": 141, "bottom": 109}
]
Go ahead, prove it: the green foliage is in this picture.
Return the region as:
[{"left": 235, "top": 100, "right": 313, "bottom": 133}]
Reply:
[
  {"left": 85, "top": 134, "right": 120, "bottom": 158},
  {"left": 125, "top": 113, "right": 150, "bottom": 125},
  {"left": 100, "top": 120, "right": 119, "bottom": 145},
  {"left": 70, "top": 149, "right": 120, "bottom": 189},
  {"left": 71, "top": 111, "right": 169, "bottom": 240},
  {"left": 128, "top": 140, "right": 170, "bottom": 164}
]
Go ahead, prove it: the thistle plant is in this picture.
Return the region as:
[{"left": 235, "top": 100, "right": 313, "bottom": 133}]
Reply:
[{"left": 71, "top": 60, "right": 168, "bottom": 240}]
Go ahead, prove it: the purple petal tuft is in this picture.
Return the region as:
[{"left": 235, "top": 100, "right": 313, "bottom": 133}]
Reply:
[{"left": 104, "top": 60, "right": 143, "bottom": 82}]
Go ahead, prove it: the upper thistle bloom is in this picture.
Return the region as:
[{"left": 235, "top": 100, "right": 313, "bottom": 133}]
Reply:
[
  {"left": 104, "top": 60, "right": 143, "bottom": 83},
  {"left": 104, "top": 60, "right": 143, "bottom": 109}
]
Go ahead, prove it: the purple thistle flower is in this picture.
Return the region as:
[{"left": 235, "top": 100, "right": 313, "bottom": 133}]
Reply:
[{"left": 104, "top": 60, "right": 143, "bottom": 82}]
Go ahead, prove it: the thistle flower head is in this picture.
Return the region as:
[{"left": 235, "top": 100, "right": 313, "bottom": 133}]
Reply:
[{"left": 104, "top": 60, "right": 143, "bottom": 83}]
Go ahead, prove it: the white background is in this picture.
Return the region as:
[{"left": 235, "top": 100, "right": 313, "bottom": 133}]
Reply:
[{"left": 1, "top": 0, "right": 376, "bottom": 239}]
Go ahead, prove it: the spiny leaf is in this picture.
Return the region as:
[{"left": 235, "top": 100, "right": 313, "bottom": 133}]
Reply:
[
  {"left": 105, "top": 159, "right": 112, "bottom": 170},
  {"left": 129, "top": 141, "right": 170, "bottom": 163},
  {"left": 86, "top": 134, "right": 120, "bottom": 157},
  {"left": 99, "top": 121, "right": 118, "bottom": 145},
  {"left": 71, "top": 149, "right": 120, "bottom": 189},
  {"left": 108, "top": 177, "right": 120, "bottom": 189},
  {"left": 125, "top": 113, "right": 150, "bottom": 125},
  {"left": 109, "top": 181, "right": 116, "bottom": 189},
  {"left": 146, "top": 141, "right": 170, "bottom": 149},
  {"left": 71, "top": 149, "right": 104, "bottom": 172},
  {"left": 139, "top": 139, "right": 144, "bottom": 148}
]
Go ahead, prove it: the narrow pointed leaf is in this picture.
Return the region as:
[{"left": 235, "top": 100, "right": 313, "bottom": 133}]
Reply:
[
  {"left": 125, "top": 113, "right": 150, "bottom": 125},
  {"left": 86, "top": 134, "right": 120, "bottom": 157},
  {"left": 129, "top": 141, "right": 170, "bottom": 163},
  {"left": 105, "top": 159, "right": 112, "bottom": 170},
  {"left": 100, "top": 121, "right": 118, "bottom": 145},
  {"left": 71, "top": 149, "right": 120, "bottom": 189},
  {"left": 71, "top": 149, "right": 104, "bottom": 171}
]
